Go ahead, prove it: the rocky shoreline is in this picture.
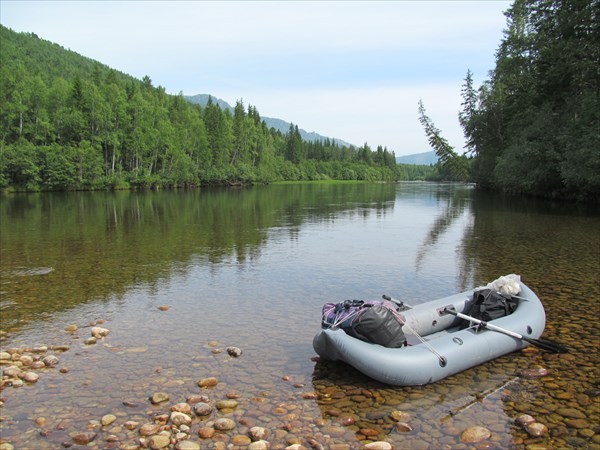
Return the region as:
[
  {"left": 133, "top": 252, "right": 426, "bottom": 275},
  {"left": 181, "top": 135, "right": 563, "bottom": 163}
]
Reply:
[{"left": 1, "top": 316, "right": 598, "bottom": 450}]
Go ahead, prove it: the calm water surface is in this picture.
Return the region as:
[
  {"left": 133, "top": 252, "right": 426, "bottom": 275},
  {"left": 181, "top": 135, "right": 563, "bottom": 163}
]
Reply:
[{"left": 0, "top": 183, "right": 598, "bottom": 449}]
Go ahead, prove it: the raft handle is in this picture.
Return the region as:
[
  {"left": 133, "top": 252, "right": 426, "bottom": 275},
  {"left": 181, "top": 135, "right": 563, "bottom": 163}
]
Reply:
[{"left": 438, "top": 305, "right": 456, "bottom": 316}]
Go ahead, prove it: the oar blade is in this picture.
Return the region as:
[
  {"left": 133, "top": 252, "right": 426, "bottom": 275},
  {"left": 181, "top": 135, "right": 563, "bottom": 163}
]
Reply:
[{"left": 522, "top": 336, "right": 568, "bottom": 353}]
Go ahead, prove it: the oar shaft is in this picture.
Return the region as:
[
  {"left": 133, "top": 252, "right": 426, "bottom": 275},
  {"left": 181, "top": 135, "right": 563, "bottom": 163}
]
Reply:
[
  {"left": 444, "top": 307, "right": 567, "bottom": 353},
  {"left": 450, "top": 310, "right": 524, "bottom": 340}
]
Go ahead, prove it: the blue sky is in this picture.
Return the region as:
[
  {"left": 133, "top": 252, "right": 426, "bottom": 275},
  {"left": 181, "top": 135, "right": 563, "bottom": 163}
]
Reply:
[{"left": 1, "top": 1, "right": 511, "bottom": 156}]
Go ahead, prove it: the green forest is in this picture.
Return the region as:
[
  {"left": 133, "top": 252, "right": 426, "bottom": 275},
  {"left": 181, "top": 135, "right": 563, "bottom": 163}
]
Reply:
[
  {"left": 0, "top": 25, "right": 436, "bottom": 191},
  {"left": 420, "top": 0, "right": 599, "bottom": 202},
  {"left": 1, "top": 0, "right": 598, "bottom": 201}
]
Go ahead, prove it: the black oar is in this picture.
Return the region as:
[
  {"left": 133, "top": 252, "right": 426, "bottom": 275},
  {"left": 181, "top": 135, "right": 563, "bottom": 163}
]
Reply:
[{"left": 443, "top": 307, "right": 568, "bottom": 353}]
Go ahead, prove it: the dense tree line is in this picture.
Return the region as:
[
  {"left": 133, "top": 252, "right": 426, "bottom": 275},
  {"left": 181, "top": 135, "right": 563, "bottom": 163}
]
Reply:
[
  {"left": 459, "top": 0, "right": 599, "bottom": 202},
  {"left": 0, "top": 26, "right": 427, "bottom": 191},
  {"left": 417, "top": 0, "right": 598, "bottom": 201}
]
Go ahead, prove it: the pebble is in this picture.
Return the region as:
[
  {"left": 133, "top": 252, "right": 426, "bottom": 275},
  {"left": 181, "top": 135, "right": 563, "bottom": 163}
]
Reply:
[
  {"left": 339, "top": 415, "right": 355, "bottom": 426},
  {"left": 525, "top": 422, "right": 548, "bottom": 437},
  {"left": 42, "top": 355, "right": 59, "bottom": 367},
  {"left": 361, "top": 442, "right": 392, "bottom": 450},
  {"left": 23, "top": 371, "right": 39, "bottom": 383},
  {"left": 171, "top": 403, "right": 192, "bottom": 414},
  {"left": 390, "top": 410, "right": 410, "bottom": 422},
  {"left": 565, "top": 418, "right": 589, "bottom": 429},
  {"left": 124, "top": 420, "right": 139, "bottom": 430},
  {"left": 516, "top": 414, "right": 536, "bottom": 426},
  {"left": 197, "top": 377, "right": 218, "bottom": 388},
  {"left": 91, "top": 327, "right": 110, "bottom": 338},
  {"left": 555, "top": 407, "right": 585, "bottom": 419},
  {"left": 175, "top": 441, "right": 201, "bottom": 450},
  {"left": 148, "top": 434, "right": 171, "bottom": 449},
  {"left": 101, "top": 414, "right": 117, "bottom": 426},
  {"left": 35, "top": 417, "right": 47, "bottom": 426},
  {"left": 149, "top": 392, "right": 170, "bottom": 404},
  {"left": 248, "top": 440, "right": 270, "bottom": 450},
  {"left": 520, "top": 368, "right": 549, "bottom": 378},
  {"left": 249, "top": 426, "right": 268, "bottom": 441},
  {"left": 19, "top": 355, "right": 34, "bottom": 366},
  {"left": 197, "top": 427, "right": 215, "bottom": 438},
  {"left": 170, "top": 411, "right": 192, "bottom": 426},
  {"left": 233, "top": 435, "right": 252, "bottom": 445},
  {"left": 227, "top": 346, "right": 242, "bottom": 357},
  {"left": 139, "top": 423, "right": 161, "bottom": 436},
  {"left": 2, "top": 366, "right": 22, "bottom": 377},
  {"left": 31, "top": 361, "right": 45, "bottom": 369},
  {"left": 192, "top": 402, "right": 212, "bottom": 416},
  {"left": 460, "top": 426, "right": 492, "bottom": 443},
  {"left": 214, "top": 418, "right": 236, "bottom": 431},
  {"left": 71, "top": 431, "right": 97, "bottom": 444},
  {"left": 395, "top": 422, "right": 413, "bottom": 432},
  {"left": 216, "top": 399, "right": 238, "bottom": 410}
]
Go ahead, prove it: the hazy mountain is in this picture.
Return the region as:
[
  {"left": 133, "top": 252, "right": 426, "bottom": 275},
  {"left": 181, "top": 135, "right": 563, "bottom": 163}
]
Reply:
[
  {"left": 396, "top": 151, "right": 438, "bottom": 166},
  {"left": 184, "top": 94, "right": 354, "bottom": 147}
]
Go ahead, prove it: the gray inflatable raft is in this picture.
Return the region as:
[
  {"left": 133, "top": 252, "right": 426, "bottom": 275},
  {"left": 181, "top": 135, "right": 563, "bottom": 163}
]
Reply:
[{"left": 313, "top": 281, "right": 545, "bottom": 386}]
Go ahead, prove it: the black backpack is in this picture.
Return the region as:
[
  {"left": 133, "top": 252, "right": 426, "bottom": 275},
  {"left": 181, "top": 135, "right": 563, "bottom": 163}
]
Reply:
[
  {"left": 321, "top": 300, "right": 407, "bottom": 348},
  {"left": 461, "top": 289, "right": 517, "bottom": 326}
]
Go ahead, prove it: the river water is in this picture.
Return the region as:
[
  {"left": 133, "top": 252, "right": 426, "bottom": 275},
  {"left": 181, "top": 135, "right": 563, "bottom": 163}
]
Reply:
[{"left": 0, "top": 183, "right": 598, "bottom": 449}]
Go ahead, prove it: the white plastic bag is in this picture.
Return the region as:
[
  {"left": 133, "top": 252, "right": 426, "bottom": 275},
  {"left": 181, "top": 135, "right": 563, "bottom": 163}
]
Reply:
[{"left": 483, "top": 274, "right": 521, "bottom": 296}]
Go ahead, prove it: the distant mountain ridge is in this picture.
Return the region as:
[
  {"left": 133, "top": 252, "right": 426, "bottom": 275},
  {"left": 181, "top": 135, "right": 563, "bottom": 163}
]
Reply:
[
  {"left": 184, "top": 94, "right": 354, "bottom": 147},
  {"left": 396, "top": 151, "right": 438, "bottom": 166}
]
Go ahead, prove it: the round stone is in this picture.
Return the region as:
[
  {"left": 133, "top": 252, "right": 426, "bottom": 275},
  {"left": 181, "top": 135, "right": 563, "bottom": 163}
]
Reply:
[
  {"left": 226, "top": 347, "right": 242, "bottom": 357},
  {"left": 71, "top": 432, "right": 97, "bottom": 445},
  {"left": 460, "top": 426, "right": 492, "bottom": 443},
  {"left": 390, "top": 410, "right": 411, "bottom": 422},
  {"left": 520, "top": 368, "right": 549, "bottom": 378},
  {"left": 361, "top": 442, "right": 392, "bottom": 450},
  {"left": 175, "top": 441, "right": 201, "bottom": 450},
  {"left": 101, "top": 414, "right": 117, "bottom": 426},
  {"left": 214, "top": 418, "right": 236, "bottom": 431},
  {"left": 139, "top": 423, "right": 161, "bottom": 436},
  {"left": 193, "top": 402, "right": 212, "bottom": 416},
  {"left": 248, "top": 426, "right": 268, "bottom": 441},
  {"left": 91, "top": 327, "right": 110, "bottom": 338},
  {"left": 216, "top": 400, "right": 238, "bottom": 410},
  {"left": 23, "top": 372, "right": 39, "bottom": 383},
  {"left": 170, "top": 412, "right": 192, "bottom": 427},
  {"left": 525, "top": 422, "right": 548, "bottom": 437},
  {"left": 197, "top": 377, "right": 218, "bottom": 387},
  {"left": 171, "top": 403, "right": 192, "bottom": 414},
  {"left": 516, "top": 414, "right": 536, "bottom": 426},
  {"left": 149, "top": 392, "right": 170, "bottom": 404},
  {"left": 148, "top": 434, "right": 171, "bottom": 449},
  {"left": 197, "top": 427, "right": 215, "bottom": 438},
  {"left": 395, "top": 422, "right": 413, "bottom": 432},
  {"left": 248, "top": 441, "right": 270, "bottom": 450}
]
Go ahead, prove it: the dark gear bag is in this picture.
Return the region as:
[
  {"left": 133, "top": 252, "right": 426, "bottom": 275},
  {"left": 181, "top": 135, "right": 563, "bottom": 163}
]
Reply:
[
  {"left": 321, "top": 300, "right": 406, "bottom": 348},
  {"left": 462, "top": 288, "right": 517, "bottom": 326}
]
